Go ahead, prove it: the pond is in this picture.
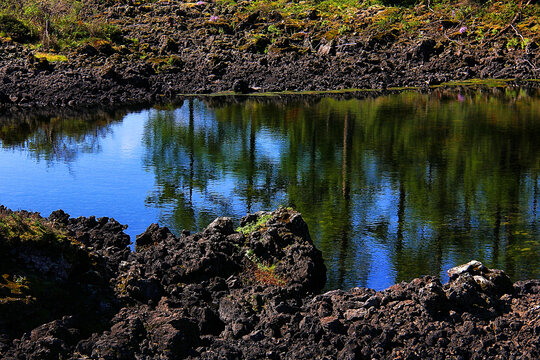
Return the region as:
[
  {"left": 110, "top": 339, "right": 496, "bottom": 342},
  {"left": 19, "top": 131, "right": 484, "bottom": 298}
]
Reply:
[{"left": 1, "top": 89, "right": 539, "bottom": 291}]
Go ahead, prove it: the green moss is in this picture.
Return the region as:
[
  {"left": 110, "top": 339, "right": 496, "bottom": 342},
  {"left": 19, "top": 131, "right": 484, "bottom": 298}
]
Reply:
[
  {"left": 0, "top": 212, "right": 71, "bottom": 245},
  {"left": 0, "top": 14, "right": 33, "bottom": 42},
  {"left": 236, "top": 213, "right": 272, "bottom": 235},
  {"left": 34, "top": 51, "right": 68, "bottom": 62},
  {"left": 436, "top": 79, "right": 516, "bottom": 88}
]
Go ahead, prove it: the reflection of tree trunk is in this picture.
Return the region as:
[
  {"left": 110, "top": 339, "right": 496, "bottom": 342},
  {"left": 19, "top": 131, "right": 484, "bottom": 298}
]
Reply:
[
  {"left": 342, "top": 112, "right": 350, "bottom": 199},
  {"left": 338, "top": 111, "right": 353, "bottom": 288},
  {"left": 396, "top": 181, "right": 406, "bottom": 251},
  {"left": 504, "top": 142, "right": 521, "bottom": 279},
  {"left": 247, "top": 116, "right": 255, "bottom": 212},
  {"left": 46, "top": 124, "right": 53, "bottom": 142},
  {"left": 310, "top": 117, "right": 316, "bottom": 196},
  {"left": 504, "top": 216, "right": 515, "bottom": 279},
  {"left": 493, "top": 204, "right": 501, "bottom": 268},
  {"left": 434, "top": 233, "right": 443, "bottom": 276},
  {"left": 337, "top": 229, "right": 349, "bottom": 288},
  {"left": 533, "top": 173, "right": 538, "bottom": 223},
  {"left": 463, "top": 188, "right": 471, "bottom": 234},
  {"left": 189, "top": 99, "right": 194, "bottom": 202},
  {"left": 428, "top": 163, "right": 432, "bottom": 190},
  {"left": 394, "top": 180, "right": 405, "bottom": 284}
]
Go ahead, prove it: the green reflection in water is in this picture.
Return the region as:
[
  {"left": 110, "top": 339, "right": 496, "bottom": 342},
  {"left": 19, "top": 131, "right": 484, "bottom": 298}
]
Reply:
[
  {"left": 0, "top": 109, "right": 127, "bottom": 163},
  {"left": 1, "top": 90, "right": 538, "bottom": 291},
  {"left": 143, "top": 90, "right": 539, "bottom": 290}
]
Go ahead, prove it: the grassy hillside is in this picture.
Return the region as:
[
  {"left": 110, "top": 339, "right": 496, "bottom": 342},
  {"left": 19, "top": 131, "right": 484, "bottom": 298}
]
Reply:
[{"left": 0, "top": 0, "right": 538, "bottom": 53}]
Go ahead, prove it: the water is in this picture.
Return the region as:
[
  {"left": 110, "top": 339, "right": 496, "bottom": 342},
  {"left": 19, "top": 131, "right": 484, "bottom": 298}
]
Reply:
[{"left": 1, "top": 90, "right": 539, "bottom": 290}]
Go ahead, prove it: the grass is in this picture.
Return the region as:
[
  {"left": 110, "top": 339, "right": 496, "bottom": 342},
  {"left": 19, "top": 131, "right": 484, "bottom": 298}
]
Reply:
[
  {"left": 216, "top": 0, "right": 539, "bottom": 48},
  {"left": 0, "top": 273, "right": 30, "bottom": 300},
  {"left": 0, "top": 0, "right": 537, "bottom": 54},
  {"left": 0, "top": 210, "right": 77, "bottom": 308},
  {"left": 435, "top": 78, "right": 516, "bottom": 88},
  {"left": 34, "top": 51, "right": 68, "bottom": 62},
  {"left": 0, "top": 208, "right": 102, "bottom": 338},
  {"left": 0, "top": 210, "right": 87, "bottom": 272},
  {"left": 0, "top": 0, "right": 120, "bottom": 49}
]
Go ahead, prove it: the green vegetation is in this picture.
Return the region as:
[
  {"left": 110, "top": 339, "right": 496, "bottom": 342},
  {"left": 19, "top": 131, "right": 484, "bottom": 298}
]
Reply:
[
  {"left": 0, "top": 14, "right": 32, "bottom": 41},
  {"left": 0, "top": 211, "right": 71, "bottom": 246},
  {"left": 0, "top": 0, "right": 120, "bottom": 49},
  {"left": 0, "top": 211, "right": 64, "bottom": 304},
  {"left": 236, "top": 214, "right": 272, "bottom": 235},
  {"left": 216, "top": 0, "right": 538, "bottom": 50},
  {"left": 236, "top": 215, "right": 289, "bottom": 286},
  {"left": 1, "top": 0, "right": 536, "bottom": 53},
  {"left": 34, "top": 51, "right": 68, "bottom": 62},
  {"left": 0, "top": 109, "right": 127, "bottom": 163},
  {"left": 244, "top": 249, "right": 287, "bottom": 286}
]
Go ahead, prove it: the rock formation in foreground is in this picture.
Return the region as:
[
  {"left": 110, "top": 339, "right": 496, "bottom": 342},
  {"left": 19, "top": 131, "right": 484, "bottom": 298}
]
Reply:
[{"left": 0, "top": 206, "right": 538, "bottom": 359}]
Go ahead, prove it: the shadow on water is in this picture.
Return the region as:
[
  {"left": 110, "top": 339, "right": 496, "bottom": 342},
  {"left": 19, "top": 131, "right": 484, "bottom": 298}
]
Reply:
[{"left": 1, "top": 88, "right": 539, "bottom": 290}]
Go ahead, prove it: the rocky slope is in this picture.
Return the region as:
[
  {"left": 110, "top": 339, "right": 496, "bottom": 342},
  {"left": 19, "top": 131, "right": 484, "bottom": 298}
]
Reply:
[
  {"left": 0, "top": 206, "right": 538, "bottom": 359},
  {"left": 0, "top": 0, "right": 538, "bottom": 109}
]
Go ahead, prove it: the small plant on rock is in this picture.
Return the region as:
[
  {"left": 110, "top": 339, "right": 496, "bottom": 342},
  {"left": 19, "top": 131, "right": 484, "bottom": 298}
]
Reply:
[
  {"left": 244, "top": 249, "right": 287, "bottom": 286},
  {"left": 235, "top": 213, "right": 272, "bottom": 235}
]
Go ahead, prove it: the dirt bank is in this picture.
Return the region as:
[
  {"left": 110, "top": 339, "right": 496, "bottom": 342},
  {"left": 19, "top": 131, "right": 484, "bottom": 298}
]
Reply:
[
  {"left": 0, "top": 206, "right": 538, "bottom": 359},
  {"left": 0, "top": 0, "right": 538, "bottom": 109}
]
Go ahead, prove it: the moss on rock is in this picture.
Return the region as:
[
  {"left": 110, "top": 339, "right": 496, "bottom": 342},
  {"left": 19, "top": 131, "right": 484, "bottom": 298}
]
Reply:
[{"left": 0, "top": 15, "right": 33, "bottom": 43}]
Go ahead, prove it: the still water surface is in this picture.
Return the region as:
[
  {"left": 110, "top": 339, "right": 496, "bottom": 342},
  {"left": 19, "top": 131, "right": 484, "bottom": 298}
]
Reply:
[{"left": 1, "top": 91, "right": 539, "bottom": 290}]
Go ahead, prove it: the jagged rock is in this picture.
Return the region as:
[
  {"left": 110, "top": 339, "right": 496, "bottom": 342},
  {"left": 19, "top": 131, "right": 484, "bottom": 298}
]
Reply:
[
  {"left": 96, "top": 42, "right": 116, "bottom": 56},
  {"left": 0, "top": 90, "right": 10, "bottom": 104},
  {"left": 203, "top": 217, "right": 234, "bottom": 236},
  {"left": 76, "top": 44, "right": 99, "bottom": 57},
  {"left": 415, "top": 39, "right": 437, "bottom": 62},
  {"left": 0, "top": 15, "right": 33, "bottom": 43},
  {"left": 447, "top": 260, "right": 514, "bottom": 297},
  {"left": 1, "top": 207, "right": 538, "bottom": 359},
  {"left": 135, "top": 223, "right": 175, "bottom": 249},
  {"left": 99, "top": 65, "right": 122, "bottom": 81},
  {"left": 160, "top": 36, "right": 179, "bottom": 54},
  {"left": 318, "top": 39, "right": 335, "bottom": 56},
  {"left": 233, "top": 79, "right": 251, "bottom": 93}
]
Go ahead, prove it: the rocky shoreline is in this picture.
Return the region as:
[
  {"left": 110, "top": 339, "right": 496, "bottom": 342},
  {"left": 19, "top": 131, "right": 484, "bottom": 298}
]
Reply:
[
  {"left": 0, "top": 0, "right": 539, "bottom": 109},
  {"left": 0, "top": 206, "right": 538, "bottom": 359}
]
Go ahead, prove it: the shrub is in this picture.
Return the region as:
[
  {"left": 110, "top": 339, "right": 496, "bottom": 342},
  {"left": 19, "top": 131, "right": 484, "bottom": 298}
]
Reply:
[
  {"left": 0, "top": 0, "right": 119, "bottom": 49},
  {"left": 0, "top": 14, "right": 33, "bottom": 42}
]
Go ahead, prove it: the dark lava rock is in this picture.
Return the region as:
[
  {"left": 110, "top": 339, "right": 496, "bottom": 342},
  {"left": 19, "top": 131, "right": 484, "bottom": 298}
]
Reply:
[
  {"left": 27, "top": 55, "right": 53, "bottom": 72},
  {"left": 233, "top": 79, "right": 252, "bottom": 93},
  {"left": 415, "top": 39, "right": 437, "bottom": 62},
  {"left": 0, "top": 90, "right": 10, "bottom": 104},
  {"left": 135, "top": 223, "right": 175, "bottom": 250},
  {"left": 1, "top": 206, "right": 539, "bottom": 359},
  {"left": 76, "top": 44, "right": 99, "bottom": 57}
]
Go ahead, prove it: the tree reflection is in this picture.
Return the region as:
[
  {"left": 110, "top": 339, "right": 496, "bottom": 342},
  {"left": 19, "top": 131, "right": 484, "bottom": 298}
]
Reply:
[
  {"left": 142, "top": 90, "right": 540, "bottom": 290},
  {"left": 0, "top": 109, "right": 127, "bottom": 163}
]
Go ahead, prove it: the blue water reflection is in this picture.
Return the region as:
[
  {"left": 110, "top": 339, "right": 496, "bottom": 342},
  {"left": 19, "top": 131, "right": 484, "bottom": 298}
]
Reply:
[{"left": 1, "top": 91, "right": 539, "bottom": 290}]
